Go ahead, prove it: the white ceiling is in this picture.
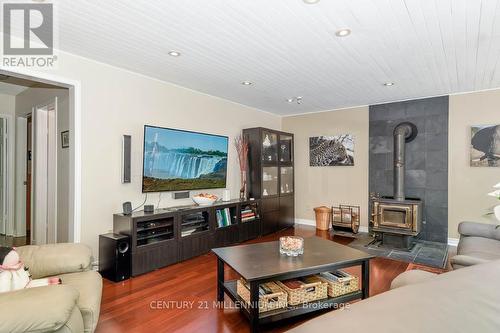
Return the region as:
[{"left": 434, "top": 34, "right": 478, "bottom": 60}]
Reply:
[
  {"left": 0, "top": 82, "right": 28, "bottom": 96},
  {"left": 51, "top": 0, "right": 500, "bottom": 115}
]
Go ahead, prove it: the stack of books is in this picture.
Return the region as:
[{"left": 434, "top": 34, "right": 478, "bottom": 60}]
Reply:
[
  {"left": 241, "top": 208, "right": 256, "bottom": 222},
  {"left": 216, "top": 208, "right": 233, "bottom": 227}
]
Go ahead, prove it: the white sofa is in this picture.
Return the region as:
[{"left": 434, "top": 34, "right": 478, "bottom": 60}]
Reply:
[
  {"left": 0, "top": 243, "right": 102, "bottom": 333},
  {"left": 288, "top": 260, "right": 500, "bottom": 332}
]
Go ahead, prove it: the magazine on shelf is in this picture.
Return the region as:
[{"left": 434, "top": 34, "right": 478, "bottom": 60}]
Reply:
[
  {"left": 281, "top": 276, "right": 318, "bottom": 289},
  {"left": 241, "top": 279, "right": 274, "bottom": 296},
  {"left": 320, "top": 270, "right": 352, "bottom": 283}
]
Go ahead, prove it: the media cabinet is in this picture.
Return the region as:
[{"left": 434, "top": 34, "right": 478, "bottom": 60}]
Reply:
[{"left": 113, "top": 199, "right": 271, "bottom": 276}]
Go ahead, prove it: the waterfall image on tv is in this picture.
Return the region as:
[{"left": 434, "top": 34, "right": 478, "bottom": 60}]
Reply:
[{"left": 142, "top": 126, "right": 228, "bottom": 192}]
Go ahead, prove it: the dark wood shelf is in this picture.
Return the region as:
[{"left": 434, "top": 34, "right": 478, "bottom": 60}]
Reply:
[
  {"left": 240, "top": 217, "right": 260, "bottom": 223},
  {"left": 114, "top": 198, "right": 265, "bottom": 276},
  {"left": 137, "top": 222, "right": 173, "bottom": 233},
  {"left": 243, "top": 127, "right": 294, "bottom": 236},
  {"left": 181, "top": 227, "right": 210, "bottom": 238},
  {"left": 181, "top": 218, "right": 207, "bottom": 226},
  {"left": 137, "top": 237, "right": 174, "bottom": 248},
  {"left": 216, "top": 223, "right": 238, "bottom": 230},
  {"left": 222, "top": 280, "right": 363, "bottom": 324},
  {"left": 137, "top": 230, "right": 173, "bottom": 241}
]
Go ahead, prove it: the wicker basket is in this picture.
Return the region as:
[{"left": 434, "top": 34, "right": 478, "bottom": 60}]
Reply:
[
  {"left": 236, "top": 279, "right": 287, "bottom": 313},
  {"left": 318, "top": 272, "right": 359, "bottom": 298},
  {"left": 276, "top": 276, "right": 328, "bottom": 305},
  {"left": 314, "top": 206, "right": 332, "bottom": 231}
]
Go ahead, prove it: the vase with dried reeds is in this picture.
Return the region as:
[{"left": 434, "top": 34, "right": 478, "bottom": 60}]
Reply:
[{"left": 235, "top": 135, "right": 249, "bottom": 200}]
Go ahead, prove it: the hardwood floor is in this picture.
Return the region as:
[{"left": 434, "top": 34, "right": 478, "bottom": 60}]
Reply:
[
  {"left": 0, "top": 234, "right": 29, "bottom": 247},
  {"left": 96, "top": 225, "right": 413, "bottom": 333}
]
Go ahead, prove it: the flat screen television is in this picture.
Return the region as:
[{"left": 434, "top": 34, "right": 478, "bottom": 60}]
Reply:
[{"left": 142, "top": 126, "right": 228, "bottom": 192}]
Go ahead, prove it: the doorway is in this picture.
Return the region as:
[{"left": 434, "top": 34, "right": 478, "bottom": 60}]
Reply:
[{"left": 0, "top": 71, "right": 76, "bottom": 247}]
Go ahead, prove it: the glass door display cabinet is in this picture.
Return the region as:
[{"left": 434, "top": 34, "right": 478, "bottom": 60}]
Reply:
[{"left": 243, "top": 127, "right": 294, "bottom": 235}]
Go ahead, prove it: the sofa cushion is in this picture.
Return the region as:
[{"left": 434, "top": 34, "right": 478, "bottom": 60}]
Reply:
[
  {"left": 60, "top": 271, "right": 102, "bottom": 333},
  {"left": 287, "top": 260, "right": 500, "bottom": 333},
  {"left": 17, "top": 244, "right": 92, "bottom": 279},
  {"left": 458, "top": 221, "right": 500, "bottom": 240},
  {"left": 54, "top": 306, "right": 85, "bottom": 333},
  {"left": 0, "top": 285, "right": 81, "bottom": 333},
  {"left": 390, "top": 269, "right": 437, "bottom": 289},
  {"left": 457, "top": 236, "right": 500, "bottom": 260}
]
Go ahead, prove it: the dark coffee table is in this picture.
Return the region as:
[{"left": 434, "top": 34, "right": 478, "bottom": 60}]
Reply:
[{"left": 212, "top": 236, "right": 374, "bottom": 332}]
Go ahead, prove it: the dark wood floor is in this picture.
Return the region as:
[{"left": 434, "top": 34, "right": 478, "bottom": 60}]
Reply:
[
  {"left": 96, "top": 225, "right": 414, "bottom": 333},
  {"left": 0, "top": 234, "right": 29, "bottom": 247}
]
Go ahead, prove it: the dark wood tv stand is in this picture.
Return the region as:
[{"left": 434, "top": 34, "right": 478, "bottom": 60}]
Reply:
[{"left": 113, "top": 199, "right": 283, "bottom": 277}]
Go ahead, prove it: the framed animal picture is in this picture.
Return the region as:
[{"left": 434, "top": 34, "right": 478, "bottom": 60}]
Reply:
[
  {"left": 309, "top": 135, "right": 354, "bottom": 166},
  {"left": 470, "top": 125, "right": 500, "bottom": 167}
]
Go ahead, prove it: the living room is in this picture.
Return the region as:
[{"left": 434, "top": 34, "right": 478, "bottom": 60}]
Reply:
[{"left": 1, "top": 1, "right": 500, "bottom": 332}]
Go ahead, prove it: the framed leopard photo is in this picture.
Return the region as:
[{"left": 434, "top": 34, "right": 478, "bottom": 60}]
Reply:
[{"left": 309, "top": 135, "right": 354, "bottom": 166}]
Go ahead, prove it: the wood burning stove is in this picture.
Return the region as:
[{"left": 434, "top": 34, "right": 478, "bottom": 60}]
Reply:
[
  {"left": 371, "top": 122, "right": 422, "bottom": 249},
  {"left": 373, "top": 200, "right": 420, "bottom": 232}
]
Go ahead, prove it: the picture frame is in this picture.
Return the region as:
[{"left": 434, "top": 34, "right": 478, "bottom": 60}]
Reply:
[
  {"left": 309, "top": 134, "right": 354, "bottom": 166},
  {"left": 61, "top": 130, "right": 69, "bottom": 148},
  {"left": 470, "top": 125, "right": 500, "bottom": 167}
]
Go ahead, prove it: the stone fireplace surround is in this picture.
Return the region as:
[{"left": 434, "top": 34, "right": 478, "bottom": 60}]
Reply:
[{"left": 369, "top": 96, "right": 449, "bottom": 243}]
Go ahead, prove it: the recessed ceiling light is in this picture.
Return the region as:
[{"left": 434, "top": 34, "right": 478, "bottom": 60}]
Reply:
[
  {"left": 241, "top": 81, "right": 253, "bottom": 86},
  {"left": 383, "top": 82, "right": 395, "bottom": 86},
  {"left": 286, "top": 97, "right": 303, "bottom": 104},
  {"left": 335, "top": 29, "right": 351, "bottom": 37},
  {"left": 168, "top": 51, "right": 181, "bottom": 57},
  {"left": 303, "top": 0, "right": 320, "bottom": 4}
]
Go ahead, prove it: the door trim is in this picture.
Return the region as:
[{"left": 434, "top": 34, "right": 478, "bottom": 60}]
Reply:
[
  {"left": 15, "top": 116, "right": 27, "bottom": 237},
  {"left": 32, "top": 100, "right": 58, "bottom": 244},
  {"left": 0, "top": 114, "right": 14, "bottom": 236}
]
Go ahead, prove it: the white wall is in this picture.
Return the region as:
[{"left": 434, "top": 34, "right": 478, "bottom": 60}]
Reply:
[
  {"left": 282, "top": 106, "right": 369, "bottom": 229},
  {"left": 283, "top": 90, "right": 500, "bottom": 241},
  {"left": 17, "top": 48, "right": 498, "bottom": 254},
  {"left": 15, "top": 88, "right": 70, "bottom": 242},
  {"left": 448, "top": 90, "right": 500, "bottom": 238},
  {"left": 11, "top": 51, "right": 281, "bottom": 256},
  {"left": 0, "top": 94, "right": 16, "bottom": 236}
]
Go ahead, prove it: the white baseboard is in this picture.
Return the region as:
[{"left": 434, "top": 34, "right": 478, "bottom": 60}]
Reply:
[
  {"left": 447, "top": 238, "right": 459, "bottom": 247},
  {"left": 294, "top": 218, "right": 316, "bottom": 226},
  {"left": 294, "top": 219, "right": 368, "bottom": 233},
  {"left": 295, "top": 219, "right": 458, "bottom": 246},
  {"left": 359, "top": 226, "right": 369, "bottom": 233}
]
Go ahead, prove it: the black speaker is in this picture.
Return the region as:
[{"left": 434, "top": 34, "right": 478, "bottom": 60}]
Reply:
[
  {"left": 144, "top": 204, "right": 154, "bottom": 213},
  {"left": 123, "top": 202, "right": 132, "bottom": 215},
  {"left": 122, "top": 135, "right": 131, "bottom": 183},
  {"left": 99, "top": 233, "right": 131, "bottom": 282}
]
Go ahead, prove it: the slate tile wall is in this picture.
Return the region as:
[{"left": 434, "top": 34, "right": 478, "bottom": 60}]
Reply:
[{"left": 369, "top": 96, "right": 449, "bottom": 243}]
